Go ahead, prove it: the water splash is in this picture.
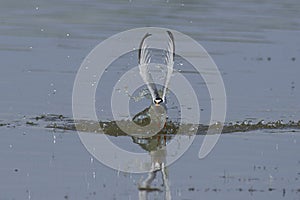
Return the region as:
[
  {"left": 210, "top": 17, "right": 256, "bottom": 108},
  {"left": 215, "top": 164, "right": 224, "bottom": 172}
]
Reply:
[{"left": 3, "top": 114, "right": 299, "bottom": 136}]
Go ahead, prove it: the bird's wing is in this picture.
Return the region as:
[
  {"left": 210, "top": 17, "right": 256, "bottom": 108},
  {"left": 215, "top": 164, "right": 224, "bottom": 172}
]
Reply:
[
  {"left": 138, "top": 33, "right": 159, "bottom": 102},
  {"left": 162, "top": 31, "right": 175, "bottom": 101}
]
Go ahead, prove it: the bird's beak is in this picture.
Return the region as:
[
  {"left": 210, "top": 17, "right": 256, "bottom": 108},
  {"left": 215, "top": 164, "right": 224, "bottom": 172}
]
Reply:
[{"left": 155, "top": 103, "right": 160, "bottom": 106}]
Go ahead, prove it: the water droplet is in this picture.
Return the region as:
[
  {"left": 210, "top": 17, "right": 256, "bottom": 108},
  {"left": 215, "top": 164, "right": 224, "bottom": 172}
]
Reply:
[
  {"left": 90, "top": 157, "right": 94, "bottom": 163},
  {"left": 35, "top": 6, "right": 39, "bottom": 10},
  {"left": 102, "top": 123, "right": 108, "bottom": 128},
  {"left": 29, "top": 46, "right": 33, "bottom": 50},
  {"left": 66, "top": 33, "right": 70, "bottom": 37},
  {"left": 189, "top": 127, "right": 195, "bottom": 131},
  {"left": 40, "top": 28, "right": 44, "bottom": 32},
  {"left": 9, "top": 144, "right": 13, "bottom": 148},
  {"left": 93, "top": 171, "right": 96, "bottom": 179}
]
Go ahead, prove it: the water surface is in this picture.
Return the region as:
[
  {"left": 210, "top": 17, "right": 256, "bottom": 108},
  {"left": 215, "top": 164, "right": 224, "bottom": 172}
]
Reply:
[{"left": 0, "top": 0, "right": 300, "bottom": 199}]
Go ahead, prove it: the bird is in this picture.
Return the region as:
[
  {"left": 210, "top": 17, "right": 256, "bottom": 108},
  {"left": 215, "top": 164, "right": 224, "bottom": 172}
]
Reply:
[{"left": 133, "top": 31, "right": 175, "bottom": 126}]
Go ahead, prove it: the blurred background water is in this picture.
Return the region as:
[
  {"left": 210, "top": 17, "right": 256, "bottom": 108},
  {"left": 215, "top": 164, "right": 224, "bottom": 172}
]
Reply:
[
  {"left": 0, "top": 0, "right": 300, "bottom": 199},
  {"left": 0, "top": 0, "right": 299, "bottom": 122}
]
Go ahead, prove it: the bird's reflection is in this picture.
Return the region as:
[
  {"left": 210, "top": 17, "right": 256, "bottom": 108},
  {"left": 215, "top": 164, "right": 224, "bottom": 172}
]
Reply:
[{"left": 132, "top": 134, "right": 172, "bottom": 200}]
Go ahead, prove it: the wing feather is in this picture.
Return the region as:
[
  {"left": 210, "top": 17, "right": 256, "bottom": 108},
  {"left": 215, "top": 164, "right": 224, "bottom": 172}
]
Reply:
[
  {"left": 162, "top": 31, "right": 175, "bottom": 101},
  {"left": 138, "top": 33, "right": 159, "bottom": 102}
]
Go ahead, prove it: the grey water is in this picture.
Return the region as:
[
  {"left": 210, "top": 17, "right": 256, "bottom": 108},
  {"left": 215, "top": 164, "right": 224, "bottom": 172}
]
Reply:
[{"left": 0, "top": 0, "right": 300, "bottom": 199}]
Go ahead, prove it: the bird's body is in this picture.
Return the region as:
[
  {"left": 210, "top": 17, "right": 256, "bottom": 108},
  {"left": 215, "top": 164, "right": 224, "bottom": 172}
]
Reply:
[{"left": 133, "top": 103, "right": 167, "bottom": 126}]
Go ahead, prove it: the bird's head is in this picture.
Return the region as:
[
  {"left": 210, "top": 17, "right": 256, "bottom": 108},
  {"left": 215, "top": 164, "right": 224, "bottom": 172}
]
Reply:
[{"left": 154, "top": 97, "right": 163, "bottom": 106}]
